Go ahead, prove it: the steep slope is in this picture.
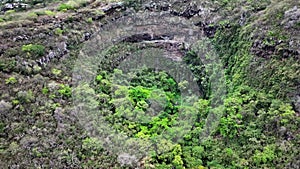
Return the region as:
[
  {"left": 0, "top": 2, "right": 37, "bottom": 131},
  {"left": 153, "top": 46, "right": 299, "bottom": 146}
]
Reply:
[{"left": 0, "top": 0, "right": 299, "bottom": 168}]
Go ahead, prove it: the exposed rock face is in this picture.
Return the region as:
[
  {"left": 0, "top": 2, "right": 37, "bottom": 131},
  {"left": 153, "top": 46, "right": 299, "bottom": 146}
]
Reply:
[
  {"left": 117, "top": 153, "right": 138, "bottom": 167},
  {"left": 282, "top": 6, "right": 300, "bottom": 29},
  {"left": 293, "top": 95, "right": 300, "bottom": 113},
  {"left": 0, "top": 100, "right": 12, "bottom": 112},
  {"left": 36, "top": 41, "right": 68, "bottom": 66},
  {"left": 281, "top": 6, "right": 300, "bottom": 57},
  {"left": 0, "top": 2, "right": 29, "bottom": 12}
]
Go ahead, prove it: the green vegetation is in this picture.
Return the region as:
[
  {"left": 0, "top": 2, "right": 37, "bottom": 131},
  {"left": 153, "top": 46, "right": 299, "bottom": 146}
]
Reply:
[
  {"left": 86, "top": 17, "right": 93, "bottom": 24},
  {"left": 22, "top": 44, "right": 45, "bottom": 57},
  {"left": 41, "top": 87, "right": 49, "bottom": 95},
  {"left": 44, "top": 10, "right": 56, "bottom": 16},
  {"left": 51, "top": 68, "right": 62, "bottom": 76},
  {"left": 57, "top": 0, "right": 89, "bottom": 11},
  {"left": 5, "top": 10, "right": 16, "bottom": 15},
  {"left": 1, "top": 9, "right": 17, "bottom": 21},
  {"left": 28, "top": 12, "right": 38, "bottom": 19},
  {"left": 5, "top": 76, "right": 17, "bottom": 84},
  {"left": 84, "top": 49, "right": 212, "bottom": 168},
  {"left": 0, "top": 0, "right": 299, "bottom": 168},
  {"left": 17, "top": 90, "right": 35, "bottom": 103},
  {"left": 58, "top": 84, "right": 72, "bottom": 98},
  {"left": 11, "top": 99, "right": 20, "bottom": 105},
  {"left": 58, "top": 3, "right": 75, "bottom": 11},
  {"left": 54, "top": 28, "right": 64, "bottom": 36}
]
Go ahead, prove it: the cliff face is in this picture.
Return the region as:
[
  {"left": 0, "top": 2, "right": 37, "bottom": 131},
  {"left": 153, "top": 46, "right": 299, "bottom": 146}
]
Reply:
[{"left": 0, "top": 0, "right": 299, "bottom": 168}]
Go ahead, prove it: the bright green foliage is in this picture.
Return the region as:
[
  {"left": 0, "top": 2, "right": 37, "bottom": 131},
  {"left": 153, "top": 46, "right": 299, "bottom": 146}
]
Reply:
[
  {"left": 87, "top": 30, "right": 300, "bottom": 167},
  {"left": 51, "top": 68, "right": 62, "bottom": 76},
  {"left": 28, "top": 12, "right": 38, "bottom": 19},
  {"left": 5, "top": 76, "right": 17, "bottom": 84},
  {"left": 22, "top": 44, "right": 45, "bottom": 57},
  {"left": 95, "top": 75, "right": 103, "bottom": 82},
  {"left": 128, "top": 86, "right": 150, "bottom": 102},
  {"left": 11, "top": 99, "right": 19, "bottom": 105},
  {"left": 44, "top": 10, "right": 56, "bottom": 16},
  {"left": 253, "top": 145, "right": 276, "bottom": 165},
  {"left": 57, "top": 3, "right": 75, "bottom": 11},
  {"left": 258, "top": 100, "right": 296, "bottom": 131},
  {"left": 5, "top": 10, "right": 15, "bottom": 15},
  {"left": 87, "top": 17, "right": 93, "bottom": 23},
  {"left": 41, "top": 87, "right": 49, "bottom": 95},
  {"left": 94, "top": 67, "right": 199, "bottom": 168},
  {"left": 58, "top": 84, "right": 72, "bottom": 98},
  {"left": 54, "top": 28, "right": 64, "bottom": 36}
]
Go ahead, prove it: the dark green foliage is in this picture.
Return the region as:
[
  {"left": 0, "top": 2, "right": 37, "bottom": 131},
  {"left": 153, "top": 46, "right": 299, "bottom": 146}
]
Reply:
[
  {"left": 0, "top": 58, "right": 16, "bottom": 72},
  {"left": 17, "top": 90, "right": 35, "bottom": 103},
  {"left": 183, "top": 51, "right": 209, "bottom": 98},
  {"left": 123, "top": 0, "right": 143, "bottom": 10}
]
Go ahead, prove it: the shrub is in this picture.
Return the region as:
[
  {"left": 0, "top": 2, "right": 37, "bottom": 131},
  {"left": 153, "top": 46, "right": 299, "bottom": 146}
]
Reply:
[
  {"left": 253, "top": 145, "right": 276, "bottom": 165},
  {"left": 57, "top": 3, "right": 75, "bottom": 11},
  {"left": 54, "top": 28, "right": 63, "bottom": 36},
  {"left": 12, "top": 99, "right": 19, "bottom": 105},
  {"left": 3, "top": 10, "right": 16, "bottom": 21},
  {"left": 44, "top": 10, "right": 56, "bottom": 16},
  {"left": 41, "top": 87, "right": 49, "bottom": 95},
  {"left": 81, "top": 137, "right": 103, "bottom": 156},
  {"left": 5, "top": 76, "right": 17, "bottom": 84},
  {"left": 128, "top": 86, "right": 151, "bottom": 103},
  {"left": 28, "top": 12, "right": 38, "bottom": 19},
  {"left": 0, "top": 58, "right": 16, "bottom": 72},
  {"left": 51, "top": 68, "right": 62, "bottom": 76},
  {"left": 22, "top": 44, "right": 45, "bottom": 57},
  {"left": 5, "top": 10, "right": 15, "bottom": 15},
  {"left": 58, "top": 84, "right": 72, "bottom": 98},
  {"left": 87, "top": 17, "right": 93, "bottom": 24},
  {"left": 17, "top": 90, "right": 35, "bottom": 103}
]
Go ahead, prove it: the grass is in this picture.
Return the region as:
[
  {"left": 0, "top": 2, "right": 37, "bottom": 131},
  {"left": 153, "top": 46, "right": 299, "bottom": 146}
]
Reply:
[
  {"left": 44, "top": 10, "right": 56, "bottom": 16},
  {"left": 5, "top": 10, "right": 16, "bottom": 15},
  {"left": 28, "top": 12, "right": 38, "bottom": 20}
]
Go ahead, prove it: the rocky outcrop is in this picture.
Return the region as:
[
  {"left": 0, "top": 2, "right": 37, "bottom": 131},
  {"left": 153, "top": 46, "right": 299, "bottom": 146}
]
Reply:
[{"left": 0, "top": 100, "right": 12, "bottom": 112}]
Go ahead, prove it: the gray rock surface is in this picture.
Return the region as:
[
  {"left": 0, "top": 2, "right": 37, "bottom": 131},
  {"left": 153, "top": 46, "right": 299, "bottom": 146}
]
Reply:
[{"left": 0, "top": 100, "right": 13, "bottom": 112}]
